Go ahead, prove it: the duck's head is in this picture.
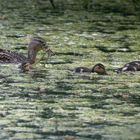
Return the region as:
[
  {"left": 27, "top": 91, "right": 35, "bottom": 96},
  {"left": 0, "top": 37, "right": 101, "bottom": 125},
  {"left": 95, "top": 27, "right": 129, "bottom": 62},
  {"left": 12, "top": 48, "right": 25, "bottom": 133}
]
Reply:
[
  {"left": 92, "top": 63, "right": 107, "bottom": 75},
  {"left": 28, "top": 37, "right": 49, "bottom": 52},
  {"left": 28, "top": 37, "right": 54, "bottom": 64}
]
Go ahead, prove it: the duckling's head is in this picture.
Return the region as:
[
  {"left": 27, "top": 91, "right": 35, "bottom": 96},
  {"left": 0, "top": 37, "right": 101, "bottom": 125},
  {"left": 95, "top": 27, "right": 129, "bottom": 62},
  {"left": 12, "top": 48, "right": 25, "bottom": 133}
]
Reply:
[{"left": 92, "top": 63, "right": 107, "bottom": 75}]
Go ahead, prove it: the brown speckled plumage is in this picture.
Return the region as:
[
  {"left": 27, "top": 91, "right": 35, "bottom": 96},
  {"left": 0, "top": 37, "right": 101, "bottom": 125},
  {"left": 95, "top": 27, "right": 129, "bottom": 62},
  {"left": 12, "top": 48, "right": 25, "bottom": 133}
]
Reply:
[
  {"left": 0, "top": 37, "right": 53, "bottom": 71},
  {"left": 74, "top": 63, "right": 107, "bottom": 75},
  {"left": 0, "top": 49, "right": 27, "bottom": 63},
  {"left": 115, "top": 61, "right": 140, "bottom": 73},
  {"left": 0, "top": 37, "right": 52, "bottom": 64}
]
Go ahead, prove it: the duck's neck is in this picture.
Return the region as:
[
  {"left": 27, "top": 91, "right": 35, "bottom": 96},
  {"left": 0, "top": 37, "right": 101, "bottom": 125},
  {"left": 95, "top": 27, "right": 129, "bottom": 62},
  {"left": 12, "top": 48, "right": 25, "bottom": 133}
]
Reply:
[{"left": 27, "top": 48, "right": 37, "bottom": 64}]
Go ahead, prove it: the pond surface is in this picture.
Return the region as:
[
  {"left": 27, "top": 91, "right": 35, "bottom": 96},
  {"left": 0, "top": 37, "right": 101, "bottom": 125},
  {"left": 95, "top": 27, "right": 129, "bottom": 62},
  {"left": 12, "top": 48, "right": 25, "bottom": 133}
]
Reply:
[{"left": 0, "top": 1, "right": 140, "bottom": 140}]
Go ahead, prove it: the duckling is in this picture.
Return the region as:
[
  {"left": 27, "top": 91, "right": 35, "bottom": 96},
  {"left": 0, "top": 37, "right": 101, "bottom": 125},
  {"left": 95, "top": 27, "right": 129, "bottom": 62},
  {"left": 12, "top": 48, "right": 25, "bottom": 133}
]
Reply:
[
  {"left": 115, "top": 61, "right": 140, "bottom": 73},
  {"left": 74, "top": 63, "right": 107, "bottom": 75}
]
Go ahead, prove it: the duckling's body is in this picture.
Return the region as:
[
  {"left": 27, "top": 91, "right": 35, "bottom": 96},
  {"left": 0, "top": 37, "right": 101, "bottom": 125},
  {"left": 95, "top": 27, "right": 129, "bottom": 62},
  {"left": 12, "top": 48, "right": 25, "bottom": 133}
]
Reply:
[
  {"left": 115, "top": 61, "right": 140, "bottom": 73},
  {"left": 74, "top": 63, "right": 107, "bottom": 75},
  {"left": 74, "top": 67, "right": 92, "bottom": 73}
]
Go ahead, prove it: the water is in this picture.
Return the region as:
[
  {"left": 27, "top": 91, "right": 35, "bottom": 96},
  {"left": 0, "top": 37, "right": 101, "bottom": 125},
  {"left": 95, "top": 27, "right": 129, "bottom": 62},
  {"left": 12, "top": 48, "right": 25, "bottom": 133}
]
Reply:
[{"left": 0, "top": 1, "right": 140, "bottom": 140}]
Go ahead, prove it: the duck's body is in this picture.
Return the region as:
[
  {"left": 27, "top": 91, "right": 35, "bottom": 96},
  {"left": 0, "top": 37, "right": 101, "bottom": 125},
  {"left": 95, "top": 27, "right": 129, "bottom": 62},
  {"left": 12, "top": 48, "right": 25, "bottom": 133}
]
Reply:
[
  {"left": 0, "top": 49, "right": 27, "bottom": 63},
  {"left": 115, "top": 61, "right": 140, "bottom": 73},
  {"left": 0, "top": 37, "right": 53, "bottom": 71},
  {"left": 74, "top": 63, "right": 107, "bottom": 75}
]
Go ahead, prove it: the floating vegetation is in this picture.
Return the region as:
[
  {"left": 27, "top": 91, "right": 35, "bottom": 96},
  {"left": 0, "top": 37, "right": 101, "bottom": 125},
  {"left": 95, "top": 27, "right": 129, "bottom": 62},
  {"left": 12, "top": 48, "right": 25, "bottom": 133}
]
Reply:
[{"left": 0, "top": 0, "right": 140, "bottom": 140}]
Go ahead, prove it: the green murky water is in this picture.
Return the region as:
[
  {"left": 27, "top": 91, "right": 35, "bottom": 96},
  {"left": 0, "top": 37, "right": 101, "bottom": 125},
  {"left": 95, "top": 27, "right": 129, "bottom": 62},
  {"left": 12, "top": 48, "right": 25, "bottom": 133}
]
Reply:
[{"left": 0, "top": 1, "right": 140, "bottom": 140}]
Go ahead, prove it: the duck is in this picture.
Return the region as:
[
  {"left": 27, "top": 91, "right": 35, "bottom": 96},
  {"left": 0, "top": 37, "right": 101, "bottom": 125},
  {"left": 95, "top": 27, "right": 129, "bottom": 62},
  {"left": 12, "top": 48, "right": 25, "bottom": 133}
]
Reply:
[
  {"left": 74, "top": 63, "right": 107, "bottom": 75},
  {"left": 115, "top": 61, "right": 140, "bottom": 73},
  {"left": 0, "top": 37, "right": 54, "bottom": 71}
]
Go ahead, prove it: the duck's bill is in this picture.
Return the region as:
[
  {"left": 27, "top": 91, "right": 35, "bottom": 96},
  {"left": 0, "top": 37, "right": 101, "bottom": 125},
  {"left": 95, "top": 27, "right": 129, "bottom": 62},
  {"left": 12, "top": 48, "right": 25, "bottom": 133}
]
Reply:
[{"left": 45, "top": 48, "right": 55, "bottom": 56}]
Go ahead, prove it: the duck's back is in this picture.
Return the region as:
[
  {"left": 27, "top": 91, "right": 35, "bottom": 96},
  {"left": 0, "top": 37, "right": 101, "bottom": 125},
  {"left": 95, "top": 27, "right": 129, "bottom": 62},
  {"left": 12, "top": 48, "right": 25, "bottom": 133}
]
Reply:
[
  {"left": 74, "top": 67, "right": 91, "bottom": 73},
  {"left": 0, "top": 49, "right": 27, "bottom": 63}
]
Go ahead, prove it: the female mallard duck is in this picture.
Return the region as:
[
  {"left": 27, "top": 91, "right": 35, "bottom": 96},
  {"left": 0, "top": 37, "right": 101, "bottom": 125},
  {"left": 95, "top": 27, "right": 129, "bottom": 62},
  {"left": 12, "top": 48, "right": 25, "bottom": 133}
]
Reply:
[
  {"left": 115, "top": 61, "right": 140, "bottom": 73},
  {"left": 0, "top": 37, "right": 54, "bottom": 71},
  {"left": 74, "top": 63, "right": 107, "bottom": 75}
]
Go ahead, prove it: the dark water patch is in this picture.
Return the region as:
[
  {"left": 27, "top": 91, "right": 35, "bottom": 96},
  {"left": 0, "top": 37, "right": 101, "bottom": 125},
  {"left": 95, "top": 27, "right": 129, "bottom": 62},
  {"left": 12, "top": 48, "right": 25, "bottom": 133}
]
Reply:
[
  {"left": 38, "top": 107, "right": 55, "bottom": 119},
  {"left": 40, "top": 108, "right": 77, "bottom": 119},
  {"left": 73, "top": 75, "right": 93, "bottom": 80},
  {"left": 38, "top": 9, "right": 65, "bottom": 16},
  {"left": 67, "top": 72, "right": 103, "bottom": 81},
  {"left": 40, "top": 99, "right": 57, "bottom": 104},
  {"left": 117, "top": 25, "right": 138, "bottom": 31},
  {"left": 110, "top": 35, "right": 129, "bottom": 42},
  {"left": 88, "top": 23, "right": 116, "bottom": 34},
  {"left": 35, "top": 89, "right": 73, "bottom": 96},
  {"left": 88, "top": 96, "right": 119, "bottom": 110},
  {"left": 100, "top": 30, "right": 116, "bottom": 34},
  {"left": 78, "top": 45, "right": 90, "bottom": 48},
  {"left": 56, "top": 81, "right": 73, "bottom": 90},
  {"left": 81, "top": 94, "right": 109, "bottom": 101},
  {"left": 40, "top": 109, "right": 78, "bottom": 120},
  {"left": 78, "top": 133, "right": 102, "bottom": 140},
  {"left": 39, "top": 20, "right": 56, "bottom": 25},
  {"left": 35, "top": 130, "right": 77, "bottom": 139},
  {"left": 92, "top": 27, "right": 115, "bottom": 34},
  {"left": 90, "top": 103, "right": 109, "bottom": 110},
  {"left": 14, "top": 45, "right": 27, "bottom": 50},
  {"left": 0, "top": 111, "right": 10, "bottom": 117},
  {"left": 129, "top": 95, "right": 140, "bottom": 106},
  {"left": 62, "top": 106, "right": 79, "bottom": 111},
  {"left": 63, "top": 19, "right": 78, "bottom": 23},
  {"left": 0, "top": 74, "right": 10, "bottom": 79},
  {"left": 121, "top": 111, "right": 139, "bottom": 117},
  {"left": 18, "top": 93, "right": 31, "bottom": 98},
  {"left": 18, "top": 123, "right": 41, "bottom": 129},
  {"left": 12, "top": 24, "right": 25, "bottom": 29},
  {"left": 114, "top": 93, "right": 140, "bottom": 106},
  {"left": 95, "top": 45, "right": 133, "bottom": 53},
  {"left": 29, "top": 72, "right": 47, "bottom": 79},
  {"left": 6, "top": 34, "right": 26, "bottom": 38},
  {"left": 95, "top": 45, "right": 116, "bottom": 53},
  {"left": 46, "top": 61, "right": 73, "bottom": 65},
  {"left": 2, "top": 78, "right": 30, "bottom": 84},
  {"left": 85, "top": 121, "right": 119, "bottom": 128},
  {"left": 71, "top": 80, "right": 99, "bottom": 84},
  {"left": 16, "top": 119, "right": 32, "bottom": 124},
  {"left": 88, "top": 17, "right": 139, "bottom": 34},
  {"left": 55, "top": 52, "right": 83, "bottom": 56}
]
